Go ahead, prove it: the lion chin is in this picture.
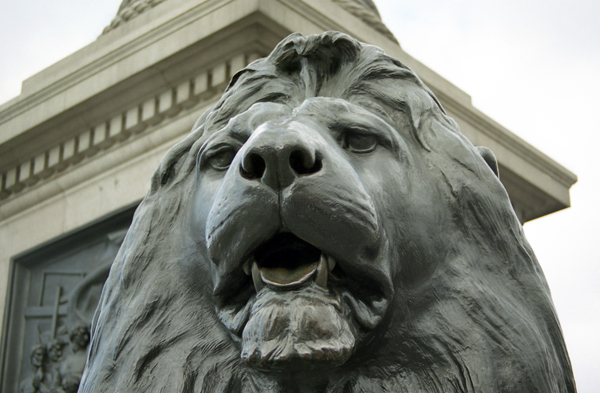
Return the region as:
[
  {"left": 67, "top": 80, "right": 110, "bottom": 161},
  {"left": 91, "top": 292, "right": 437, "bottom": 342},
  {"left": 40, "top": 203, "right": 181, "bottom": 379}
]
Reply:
[{"left": 241, "top": 282, "right": 355, "bottom": 370}]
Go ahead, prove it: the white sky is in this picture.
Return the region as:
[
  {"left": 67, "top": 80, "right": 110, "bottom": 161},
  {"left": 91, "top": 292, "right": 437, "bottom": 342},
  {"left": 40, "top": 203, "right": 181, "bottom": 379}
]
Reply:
[{"left": 1, "top": 0, "right": 598, "bottom": 391}]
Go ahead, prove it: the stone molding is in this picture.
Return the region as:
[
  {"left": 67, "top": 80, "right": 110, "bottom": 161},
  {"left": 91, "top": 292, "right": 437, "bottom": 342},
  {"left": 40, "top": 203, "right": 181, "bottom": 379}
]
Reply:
[{"left": 0, "top": 52, "right": 260, "bottom": 210}]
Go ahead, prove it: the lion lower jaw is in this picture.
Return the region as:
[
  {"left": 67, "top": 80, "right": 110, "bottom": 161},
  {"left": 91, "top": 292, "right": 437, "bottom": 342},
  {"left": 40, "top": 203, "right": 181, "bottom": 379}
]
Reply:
[{"left": 240, "top": 284, "right": 356, "bottom": 370}]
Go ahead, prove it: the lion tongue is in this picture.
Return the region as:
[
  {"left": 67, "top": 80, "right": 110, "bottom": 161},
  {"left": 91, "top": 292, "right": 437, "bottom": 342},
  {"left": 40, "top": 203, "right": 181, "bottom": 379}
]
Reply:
[{"left": 251, "top": 254, "right": 331, "bottom": 291}]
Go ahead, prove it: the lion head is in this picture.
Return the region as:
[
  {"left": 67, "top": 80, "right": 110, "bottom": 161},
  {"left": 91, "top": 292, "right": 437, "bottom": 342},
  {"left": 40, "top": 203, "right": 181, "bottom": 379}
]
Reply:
[{"left": 79, "top": 32, "right": 576, "bottom": 392}]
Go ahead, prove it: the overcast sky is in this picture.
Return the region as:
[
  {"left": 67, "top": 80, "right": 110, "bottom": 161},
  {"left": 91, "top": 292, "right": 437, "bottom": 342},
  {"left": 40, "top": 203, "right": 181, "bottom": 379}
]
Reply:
[{"left": 1, "top": 0, "right": 598, "bottom": 391}]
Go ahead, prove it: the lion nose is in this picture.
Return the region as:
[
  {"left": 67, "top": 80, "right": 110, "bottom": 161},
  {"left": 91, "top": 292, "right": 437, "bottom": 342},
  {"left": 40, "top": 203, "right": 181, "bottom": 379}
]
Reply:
[{"left": 240, "top": 127, "right": 322, "bottom": 190}]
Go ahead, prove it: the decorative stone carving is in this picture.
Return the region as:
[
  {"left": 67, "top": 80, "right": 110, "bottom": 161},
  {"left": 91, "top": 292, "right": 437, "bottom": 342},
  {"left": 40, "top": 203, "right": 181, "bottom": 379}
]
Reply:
[
  {"left": 80, "top": 32, "right": 576, "bottom": 392},
  {"left": 1, "top": 209, "right": 135, "bottom": 393},
  {"left": 19, "top": 345, "right": 51, "bottom": 393},
  {"left": 102, "top": 0, "right": 167, "bottom": 34},
  {"left": 18, "top": 325, "right": 90, "bottom": 393}
]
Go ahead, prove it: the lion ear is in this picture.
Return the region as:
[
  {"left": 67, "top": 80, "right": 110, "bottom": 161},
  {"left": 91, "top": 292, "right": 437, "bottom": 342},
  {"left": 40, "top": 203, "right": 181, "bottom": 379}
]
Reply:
[{"left": 476, "top": 146, "right": 499, "bottom": 178}]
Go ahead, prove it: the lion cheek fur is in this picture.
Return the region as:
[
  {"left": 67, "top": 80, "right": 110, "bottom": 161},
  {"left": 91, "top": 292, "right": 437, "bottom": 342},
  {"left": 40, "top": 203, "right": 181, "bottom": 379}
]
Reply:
[{"left": 241, "top": 285, "right": 356, "bottom": 369}]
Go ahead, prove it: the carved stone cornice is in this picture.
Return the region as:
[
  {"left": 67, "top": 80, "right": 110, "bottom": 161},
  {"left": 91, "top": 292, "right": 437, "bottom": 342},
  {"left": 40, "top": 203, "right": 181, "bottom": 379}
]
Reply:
[
  {"left": 102, "top": 0, "right": 397, "bottom": 43},
  {"left": 0, "top": 52, "right": 259, "bottom": 215}
]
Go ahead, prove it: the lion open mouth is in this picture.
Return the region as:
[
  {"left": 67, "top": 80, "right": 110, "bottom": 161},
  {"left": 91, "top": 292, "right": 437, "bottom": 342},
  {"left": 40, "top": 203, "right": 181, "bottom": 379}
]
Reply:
[{"left": 244, "top": 233, "right": 338, "bottom": 291}]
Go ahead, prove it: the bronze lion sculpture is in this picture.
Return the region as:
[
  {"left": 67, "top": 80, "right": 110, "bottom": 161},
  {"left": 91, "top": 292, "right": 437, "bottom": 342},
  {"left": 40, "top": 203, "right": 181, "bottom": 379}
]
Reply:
[{"left": 79, "top": 32, "right": 576, "bottom": 392}]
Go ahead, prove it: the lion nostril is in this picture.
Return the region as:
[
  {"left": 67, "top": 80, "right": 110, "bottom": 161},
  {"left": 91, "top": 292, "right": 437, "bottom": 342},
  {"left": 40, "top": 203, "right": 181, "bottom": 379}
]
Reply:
[
  {"left": 241, "top": 153, "right": 266, "bottom": 180},
  {"left": 289, "top": 150, "right": 322, "bottom": 176}
]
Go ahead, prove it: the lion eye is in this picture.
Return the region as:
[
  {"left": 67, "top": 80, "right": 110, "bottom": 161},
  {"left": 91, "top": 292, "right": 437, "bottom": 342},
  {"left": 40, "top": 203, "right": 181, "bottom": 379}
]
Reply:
[
  {"left": 207, "top": 148, "right": 236, "bottom": 171},
  {"left": 343, "top": 134, "right": 377, "bottom": 153}
]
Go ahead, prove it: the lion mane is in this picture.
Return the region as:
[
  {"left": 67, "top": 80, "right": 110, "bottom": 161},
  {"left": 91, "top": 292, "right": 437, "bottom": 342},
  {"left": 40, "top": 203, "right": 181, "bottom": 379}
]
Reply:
[{"left": 79, "top": 32, "right": 576, "bottom": 393}]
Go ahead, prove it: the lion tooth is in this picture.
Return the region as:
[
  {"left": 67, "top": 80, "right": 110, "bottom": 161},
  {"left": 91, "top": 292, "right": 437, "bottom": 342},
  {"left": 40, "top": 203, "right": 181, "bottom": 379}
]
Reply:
[
  {"left": 315, "top": 253, "right": 328, "bottom": 288},
  {"left": 251, "top": 261, "right": 265, "bottom": 292},
  {"left": 242, "top": 260, "right": 251, "bottom": 276},
  {"left": 327, "top": 256, "right": 336, "bottom": 271}
]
